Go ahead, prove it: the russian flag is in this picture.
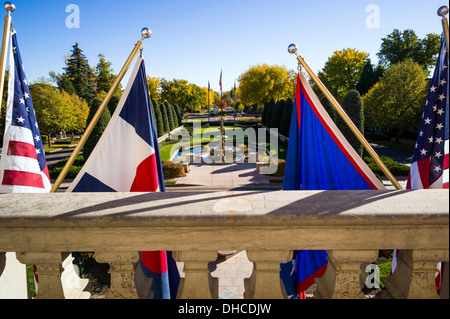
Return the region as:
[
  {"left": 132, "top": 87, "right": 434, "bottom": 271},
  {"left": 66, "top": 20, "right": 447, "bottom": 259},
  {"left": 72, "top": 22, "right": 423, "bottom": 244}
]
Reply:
[
  {"left": 281, "top": 72, "right": 385, "bottom": 299},
  {"left": 68, "top": 56, "right": 179, "bottom": 298}
]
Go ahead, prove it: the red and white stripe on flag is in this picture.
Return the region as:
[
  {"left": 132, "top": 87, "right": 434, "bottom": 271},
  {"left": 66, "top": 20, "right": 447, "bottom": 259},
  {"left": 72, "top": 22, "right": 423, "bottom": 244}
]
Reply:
[{"left": 0, "top": 26, "right": 50, "bottom": 193}]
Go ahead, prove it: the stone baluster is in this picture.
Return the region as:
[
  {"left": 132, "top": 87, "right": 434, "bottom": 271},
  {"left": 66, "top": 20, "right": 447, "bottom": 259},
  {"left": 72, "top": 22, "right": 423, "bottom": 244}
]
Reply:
[
  {"left": 173, "top": 251, "right": 218, "bottom": 299},
  {"left": 95, "top": 251, "right": 140, "bottom": 299},
  {"left": 381, "top": 249, "right": 448, "bottom": 299},
  {"left": 17, "top": 252, "right": 65, "bottom": 299},
  {"left": 408, "top": 250, "right": 448, "bottom": 299},
  {"left": 314, "top": 250, "right": 379, "bottom": 299},
  {"left": 244, "top": 250, "right": 292, "bottom": 299},
  {"left": 0, "top": 252, "right": 5, "bottom": 277}
]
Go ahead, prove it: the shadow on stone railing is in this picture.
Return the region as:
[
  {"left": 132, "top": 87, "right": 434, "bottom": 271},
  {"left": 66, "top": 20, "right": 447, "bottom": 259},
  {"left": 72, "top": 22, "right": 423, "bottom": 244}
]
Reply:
[{"left": 0, "top": 190, "right": 448, "bottom": 299}]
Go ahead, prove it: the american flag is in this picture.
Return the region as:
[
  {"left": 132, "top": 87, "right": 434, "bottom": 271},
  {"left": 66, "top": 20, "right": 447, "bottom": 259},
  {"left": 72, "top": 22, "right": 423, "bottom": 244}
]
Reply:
[
  {"left": 0, "top": 26, "right": 51, "bottom": 193},
  {"left": 407, "top": 35, "right": 449, "bottom": 189}
]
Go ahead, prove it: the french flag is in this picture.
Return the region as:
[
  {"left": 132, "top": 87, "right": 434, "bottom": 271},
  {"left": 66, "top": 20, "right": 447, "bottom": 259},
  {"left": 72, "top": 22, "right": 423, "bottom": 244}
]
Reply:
[
  {"left": 68, "top": 56, "right": 179, "bottom": 298},
  {"left": 281, "top": 72, "right": 385, "bottom": 299}
]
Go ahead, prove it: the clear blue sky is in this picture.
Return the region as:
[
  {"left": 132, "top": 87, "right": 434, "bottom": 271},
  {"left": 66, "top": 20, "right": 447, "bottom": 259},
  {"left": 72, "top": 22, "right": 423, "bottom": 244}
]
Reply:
[{"left": 4, "top": 0, "right": 448, "bottom": 93}]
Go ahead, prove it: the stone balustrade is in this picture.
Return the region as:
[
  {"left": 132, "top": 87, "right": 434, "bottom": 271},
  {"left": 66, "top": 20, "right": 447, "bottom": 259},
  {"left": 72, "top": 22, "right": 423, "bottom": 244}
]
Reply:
[{"left": 0, "top": 189, "right": 448, "bottom": 299}]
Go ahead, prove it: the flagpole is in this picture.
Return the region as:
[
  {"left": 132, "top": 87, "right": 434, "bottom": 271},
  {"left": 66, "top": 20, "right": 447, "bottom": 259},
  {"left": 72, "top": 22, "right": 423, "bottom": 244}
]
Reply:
[
  {"left": 0, "top": 2, "right": 14, "bottom": 114},
  {"left": 208, "top": 81, "right": 210, "bottom": 123},
  {"left": 288, "top": 44, "right": 403, "bottom": 190},
  {"left": 50, "top": 28, "right": 152, "bottom": 193},
  {"left": 438, "top": 6, "right": 450, "bottom": 55}
]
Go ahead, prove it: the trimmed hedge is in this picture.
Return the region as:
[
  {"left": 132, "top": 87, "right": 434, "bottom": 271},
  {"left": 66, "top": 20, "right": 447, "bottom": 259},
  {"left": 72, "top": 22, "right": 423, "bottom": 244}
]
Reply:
[
  {"left": 363, "top": 155, "right": 410, "bottom": 177},
  {"left": 162, "top": 160, "right": 186, "bottom": 178},
  {"left": 48, "top": 155, "right": 85, "bottom": 179}
]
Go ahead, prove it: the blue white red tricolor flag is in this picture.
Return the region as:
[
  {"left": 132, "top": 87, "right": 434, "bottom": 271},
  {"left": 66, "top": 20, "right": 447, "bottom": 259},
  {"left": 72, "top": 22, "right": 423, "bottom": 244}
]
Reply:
[
  {"left": 0, "top": 26, "right": 51, "bottom": 193},
  {"left": 407, "top": 35, "right": 448, "bottom": 190},
  {"left": 67, "top": 56, "right": 179, "bottom": 298},
  {"left": 395, "top": 34, "right": 448, "bottom": 292},
  {"left": 281, "top": 71, "right": 385, "bottom": 299}
]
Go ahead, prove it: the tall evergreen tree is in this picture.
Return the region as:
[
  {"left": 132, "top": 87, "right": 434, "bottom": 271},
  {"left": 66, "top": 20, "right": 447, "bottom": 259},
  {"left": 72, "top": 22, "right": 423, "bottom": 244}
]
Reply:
[
  {"left": 95, "top": 54, "right": 121, "bottom": 96},
  {"left": 270, "top": 99, "right": 285, "bottom": 129},
  {"left": 63, "top": 43, "right": 96, "bottom": 105},
  {"left": 280, "top": 98, "right": 293, "bottom": 137},
  {"left": 320, "top": 96, "right": 336, "bottom": 122},
  {"left": 266, "top": 99, "right": 275, "bottom": 128},
  {"left": 356, "top": 60, "right": 384, "bottom": 96},
  {"left": 174, "top": 104, "right": 182, "bottom": 126},
  {"left": 170, "top": 104, "right": 178, "bottom": 129},
  {"left": 164, "top": 101, "right": 175, "bottom": 131},
  {"left": 153, "top": 101, "right": 164, "bottom": 137},
  {"left": 159, "top": 102, "right": 169, "bottom": 133},
  {"left": 107, "top": 95, "right": 120, "bottom": 116},
  {"left": 83, "top": 97, "right": 111, "bottom": 160},
  {"left": 337, "top": 90, "right": 364, "bottom": 156},
  {"left": 262, "top": 102, "right": 269, "bottom": 126}
]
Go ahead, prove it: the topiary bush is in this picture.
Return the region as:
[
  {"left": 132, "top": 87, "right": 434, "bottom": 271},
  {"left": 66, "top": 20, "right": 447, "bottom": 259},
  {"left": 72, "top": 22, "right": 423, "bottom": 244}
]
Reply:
[
  {"left": 338, "top": 90, "right": 364, "bottom": 157},
  {"left": 279, "top": 98, "right": 293, "bottom": 137},
  {"left": 159, "top": 102, "right": 170, "bottom": 134},
  {"left": 162, "top": 160, "right": 186, "bottom": 178},
  {"left": 83, "top": 97, "right": 111, "bottom": 161}
]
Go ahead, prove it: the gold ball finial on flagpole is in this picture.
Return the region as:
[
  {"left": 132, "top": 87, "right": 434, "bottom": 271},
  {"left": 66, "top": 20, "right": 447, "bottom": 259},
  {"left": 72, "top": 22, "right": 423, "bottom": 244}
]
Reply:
[
  {"left": 141, "top": 27, "right": 151, "bottom": 40},
  {"left": 288, "top": 43, "right": 298, "bottom": 56},
  {"left": 4, "top": 2, "right": 15, "bottom": 13},
  {"left": 437, "top": 5, "right": 448, "bottom": 17}
]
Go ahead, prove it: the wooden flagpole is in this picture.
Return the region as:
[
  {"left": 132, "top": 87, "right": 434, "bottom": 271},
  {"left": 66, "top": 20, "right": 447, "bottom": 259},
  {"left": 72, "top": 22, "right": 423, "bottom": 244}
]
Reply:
[
  {"left": 438, "top": 6, "right": 449, "bottom": 55},
  {"left": 50, "top": 28, "right": 152, "bottom": 192},
  {"left": 0, "top": 2, "right": 14, "bottom": 114},
  {"left": 288, "top": 44, "right": 403, "bottom": 190}
]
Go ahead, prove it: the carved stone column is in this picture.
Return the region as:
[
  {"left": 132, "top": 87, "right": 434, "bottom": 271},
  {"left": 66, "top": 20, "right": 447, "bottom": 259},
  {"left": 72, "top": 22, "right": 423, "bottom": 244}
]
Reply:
[
  {"left": 95, "top": 251, "right": 140, "bottom": 299},
  {"left": 408, "top": 250, "right": 448, "bottom": 299},
  {"left": 17, "top": 252, "right": 65, "bottom": 299},
  {"left": 315, "top": 250, "right": 379, "bottom": 299},
  {"left": 244, "top": 250, "right": 292, "bottom": 299},
  {"left": 0, "top": 252, "right": 5, "bottom": 277},
  {"left": 381, "top": 249, "right": 448, "bottom": 299},
  {"left": 173, "top": 251, "right": 218, "bottom": 299}
]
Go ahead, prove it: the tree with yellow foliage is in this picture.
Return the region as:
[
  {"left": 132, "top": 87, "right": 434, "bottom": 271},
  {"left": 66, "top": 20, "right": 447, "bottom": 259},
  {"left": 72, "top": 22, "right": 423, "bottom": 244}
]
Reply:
[
  {"left": 237, "top": 64, "right": 294, "bottom": 106},
  {"left": 316, "top": 48, "right": 369, "bottom": 102},
  {"left": 147, "top": 76, "right": 161, "bottom": 100}
]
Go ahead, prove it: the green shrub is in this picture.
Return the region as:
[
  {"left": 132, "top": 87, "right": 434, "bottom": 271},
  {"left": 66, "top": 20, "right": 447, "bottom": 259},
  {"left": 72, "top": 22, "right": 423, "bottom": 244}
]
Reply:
[
  {"left": 363, "top": 155, "right": 410, "bottom": 176},
  {"left": 53, "top": 138, "right": 73, "bottom": 145},
  {"left": 266, "top": 159, "right": 286, "bottom": 177},
  {"left": 49, "top": 165, "right": 83, "bottom": 179},
  {"left": 48, "top": 155, "right": 85, "bottom": 179},
  {"left": 162, "top": 160, "right": 186, "bottom": 178}
]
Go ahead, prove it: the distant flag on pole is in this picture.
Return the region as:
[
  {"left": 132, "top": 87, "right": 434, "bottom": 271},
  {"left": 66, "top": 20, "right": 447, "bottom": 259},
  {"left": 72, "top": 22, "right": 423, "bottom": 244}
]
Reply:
[
  {"left": 219, "top": 69, "right": 222, "bottom": 91},
  {"left": 0, "top": 26, "right": 51, "bottom": 193},
  {"left": 394, "top": 34, "right": 448, "bottom": 292},
  {"left": 208, "top": 80, "right": 210, "bottom": 92},
  {"left": 280, "top": 71, "right": 385, "bottom": 299},
  {"left": 67, "top": 55, "right": 179, "bottom": 299}
]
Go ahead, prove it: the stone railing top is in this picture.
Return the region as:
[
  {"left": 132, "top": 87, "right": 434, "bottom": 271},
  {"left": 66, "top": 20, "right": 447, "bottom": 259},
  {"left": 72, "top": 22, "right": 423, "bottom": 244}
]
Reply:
[
  {"left": 0, "top": 189, "right": 447, "bottom": 226},
  {"left": 0, "top": 190, "right": 448, "bottom": 252}
]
